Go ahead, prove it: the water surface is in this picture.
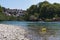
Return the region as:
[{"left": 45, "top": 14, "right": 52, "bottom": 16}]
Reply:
[{"left": 0, "top": 21, "right": 60, "bottom": 40}]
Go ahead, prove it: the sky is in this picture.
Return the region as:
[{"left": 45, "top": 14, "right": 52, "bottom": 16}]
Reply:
[{"left": 0, "top": 0, "right": 60, "bottom": 10}]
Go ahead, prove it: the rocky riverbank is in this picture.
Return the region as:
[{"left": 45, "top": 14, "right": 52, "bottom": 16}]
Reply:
[
  {"left": 0, "top": 24, "right": 42, "bottom": 40},
  {"left": 0, "top": 24, "right": 30, "bottom": 40},
  {"left": 0, "top": 24, "right": 60, "bottom": 40}
]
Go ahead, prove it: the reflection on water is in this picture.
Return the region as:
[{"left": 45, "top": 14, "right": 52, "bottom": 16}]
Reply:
[
  {"left": 0, "top": 21, "right": 60, "bottom": 35},
  {"left": 27, "top": 22, "right": 60, "bottom": 32},
  {"left": 0, "top": 21, "right": 60, "bottom": 40},
  {"left": 26, "top": 22, "right": 60, "bottom": 40}
]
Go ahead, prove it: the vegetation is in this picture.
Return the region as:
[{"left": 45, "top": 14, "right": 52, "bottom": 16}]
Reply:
[
  {"left": 27, "top": 1, "right": 60, "bottom": 21},
  {"left": 0, "top": 1, "right": 60, "bottom": 21}
]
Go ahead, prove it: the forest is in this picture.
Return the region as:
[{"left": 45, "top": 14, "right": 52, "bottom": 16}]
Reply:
[{"left": 0, "top": 1, "right": 60, "bottom": 21}]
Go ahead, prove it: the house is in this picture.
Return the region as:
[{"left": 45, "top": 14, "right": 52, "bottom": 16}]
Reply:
[{"left": 2, "top": 8, "right": 26, "bottom": 17}]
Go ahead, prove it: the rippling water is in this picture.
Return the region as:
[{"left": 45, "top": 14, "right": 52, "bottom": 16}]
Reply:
[
  {"left": 0, "top": 21, "right": 60, "bottom": 33},
  {"left": 0, "top": 21, "right": 60, "bottom": 40}
]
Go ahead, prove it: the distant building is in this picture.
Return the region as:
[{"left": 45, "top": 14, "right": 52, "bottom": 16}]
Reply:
[{"left": 2, "top": 8, "right": 26, "bottom": 17}]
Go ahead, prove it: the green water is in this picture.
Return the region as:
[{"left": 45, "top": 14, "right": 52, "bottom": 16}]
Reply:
[{"left": 0, "top": 21, "right": 60, "bottom": 35}]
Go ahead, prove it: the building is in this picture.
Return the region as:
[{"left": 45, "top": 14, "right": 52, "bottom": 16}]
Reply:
[{"left": 2, "top": 8, "right": 26, "bottom": 17}]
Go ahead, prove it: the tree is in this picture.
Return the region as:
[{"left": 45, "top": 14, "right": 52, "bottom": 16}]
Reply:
[
  {"left": 53, "top": 3, "right": 60, "bottom": 17},
  {"left": 27, "top": 5, "right": 37, "bottom": 15},
  {"left": 39, "top": 1, "right": 55, "bottom": 19},
  {"left": 0, "top": 5, "right": 2, "bottom": 12}
]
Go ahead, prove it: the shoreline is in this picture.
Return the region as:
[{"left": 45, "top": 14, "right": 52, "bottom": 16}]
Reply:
[
  {"left": 0, "top": 24, "right": 29, "bottom": 40},
  {"left": 0, "top": 24, "right": 60, "bottom": 40}
]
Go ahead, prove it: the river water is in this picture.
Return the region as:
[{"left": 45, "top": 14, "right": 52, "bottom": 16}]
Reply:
[{"left": 0, "top": 21, "right": 60, "bottom": 40}]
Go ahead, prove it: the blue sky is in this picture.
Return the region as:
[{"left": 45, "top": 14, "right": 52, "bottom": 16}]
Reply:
[{"left": 0, "top": 0, "right": 60, "bottom": 10}]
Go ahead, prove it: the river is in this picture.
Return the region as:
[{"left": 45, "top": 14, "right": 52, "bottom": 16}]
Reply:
[{"left": 0, "top": 21, "right": 60, "bottom": 40}]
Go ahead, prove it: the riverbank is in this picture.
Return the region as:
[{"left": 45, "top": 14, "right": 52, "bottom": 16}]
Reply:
[
  {"left": 0, "top": 24, "right": 42, "bottom": 40},
  {"left": 0, "top": 24, "right": 60, "bottom": 40},
  {"left": 0, "top": 24, "right": 30, "bottom": 40}
]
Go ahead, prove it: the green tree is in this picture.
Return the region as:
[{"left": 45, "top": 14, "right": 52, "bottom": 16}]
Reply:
[
  {"left": 53, "top": 3, "right": 60, "bottom": 17},
  {"left": 39, "top": 1, "right": 55, "bottom": 19},
  {"left": 0, "top": 5, "right": 2, "bottom": 12},
  {"left": 27, "top": 5, "right": 37, "bottom": 15}
]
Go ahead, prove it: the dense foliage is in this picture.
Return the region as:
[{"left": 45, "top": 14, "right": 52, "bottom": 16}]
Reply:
[
  {"left": 27, "top": 1, "right": 60, "bottom": 21},
  {"left": 0, "top": 1, "right": 60, "bottom": 21}
]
